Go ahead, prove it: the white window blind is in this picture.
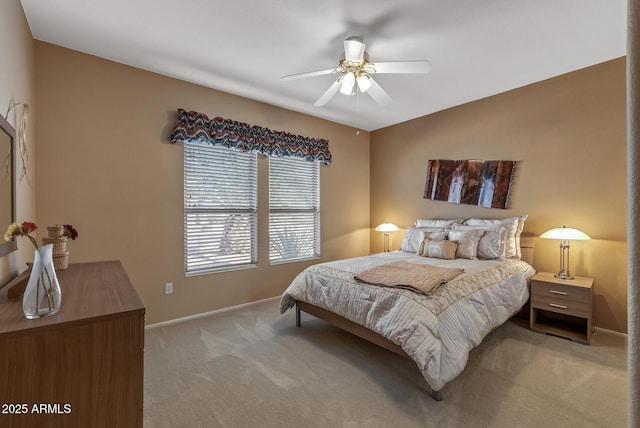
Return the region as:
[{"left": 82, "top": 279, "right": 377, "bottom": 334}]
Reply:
[
  {"left": 269, "top": 157, "right": 320, "bottom": 263},
  {"left": 184, "top": 141, "right": 257, "bottom": 274}
]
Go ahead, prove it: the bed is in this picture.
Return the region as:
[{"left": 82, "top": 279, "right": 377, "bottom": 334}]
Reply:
[{"left": 280, "top": 221, "right": 535, "bottom": 401}]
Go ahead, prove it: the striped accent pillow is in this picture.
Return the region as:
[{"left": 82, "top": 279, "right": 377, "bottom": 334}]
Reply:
[{"left": 418, "top": 238, "right": 458, "bottom": 260}]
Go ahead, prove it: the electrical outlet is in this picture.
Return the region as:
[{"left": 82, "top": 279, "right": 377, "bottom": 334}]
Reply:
[{"left": 164, "top": 282, "right": 173, "bottom": 295}]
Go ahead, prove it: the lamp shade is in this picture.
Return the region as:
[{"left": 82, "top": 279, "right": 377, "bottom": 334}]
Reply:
[
  {"left": 340, "top": 72, "right": 355, "bottom": 95},
  {"left": 540, "top": 226, "right": 591, "bottom": 240},
  {"left": 356, "top": 74, "right": 372, "bottom": 93},
  {"left": 375, "top": 222, "right": 400, "bottom": 233}
]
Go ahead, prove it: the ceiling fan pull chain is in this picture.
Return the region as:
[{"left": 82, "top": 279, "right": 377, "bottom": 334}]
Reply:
[{"left": 356, "top": 88, "right": 360, "bottom": 135}]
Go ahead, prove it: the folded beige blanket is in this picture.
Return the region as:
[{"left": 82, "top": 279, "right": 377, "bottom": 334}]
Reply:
[{"left": 354, "top": 261, "right": 464, "bottom": 295}]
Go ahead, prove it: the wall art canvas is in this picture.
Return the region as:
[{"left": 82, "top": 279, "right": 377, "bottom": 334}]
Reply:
[{"left": 423, "top": 159, "right": 516, "bottom": 209}]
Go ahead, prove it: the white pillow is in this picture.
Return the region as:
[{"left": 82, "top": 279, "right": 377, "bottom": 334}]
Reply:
[
  {"left": 415, "top": 219, "right": 463, "bottom": 228},
  {"left": 420, "top": 229, "right": 447, "bottom": 243},
  {"left": 514, "top": 215, "right": 528, "bottom": 259},
  {"left": 447, "top": 229, "right": 483, "bottom": 260},
  {"left": 464, "top": 217, "right": 521, "bottom": 259},
  {"left": 450, "top": 224, "right": 507, "bottom": 260},
  {"left": 400, "top": 227, "right": 447, "bottom": 253}
]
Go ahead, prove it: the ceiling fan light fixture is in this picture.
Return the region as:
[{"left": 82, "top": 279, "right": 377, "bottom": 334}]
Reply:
[
  {"left": 282, "top": 36, "right": 431, "bottom": 107},
  {"left": 340, "top": 72, "right": 355, "bottom": 95},
  {"left": 356, "top": 74, "right": 372, "bottom": 93}
]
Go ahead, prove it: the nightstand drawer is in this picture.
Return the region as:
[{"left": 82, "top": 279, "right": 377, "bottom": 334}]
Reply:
[
  {"left": 530, "top": 294, "right": 590, "bottom": 318},
  {"left": 531, "top": 280, "right": 590, "bottom": 304},
  {"left": 529, "top": 272, "right": 593, "bottom": 345}
]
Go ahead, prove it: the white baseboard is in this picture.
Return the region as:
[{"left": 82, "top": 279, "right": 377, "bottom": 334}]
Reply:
[
  {"left": 594, "top": 326, "right": 628, "bottom": 337},
  {"left": 145, "top": 295, "right": 280, "bottom": 330}
]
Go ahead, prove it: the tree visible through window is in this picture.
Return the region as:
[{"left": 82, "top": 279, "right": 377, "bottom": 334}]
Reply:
[
  {"left": 269, "top": 157, "right": 320, "bottom": 263},
  {"left": 183, "top": 141, "right": 257, "bottom": 274}
]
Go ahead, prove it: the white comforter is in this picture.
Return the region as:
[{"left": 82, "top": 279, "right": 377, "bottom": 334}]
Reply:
[{"left": 280, "top": 252, "right": 535, "bottom": 392}]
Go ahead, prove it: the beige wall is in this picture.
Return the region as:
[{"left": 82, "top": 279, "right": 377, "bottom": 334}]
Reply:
[
  {"left": 370, "top": 58, "right": 627, "bottom": 332},
  {"left": 0, "top": 2, "right": 36, "bottom": 287},
  {"left": 34, "top": 42, "right": 370, "bottom": 324},
  {"left": 22, "top": 36, "right": 629, "bottom": 332}
]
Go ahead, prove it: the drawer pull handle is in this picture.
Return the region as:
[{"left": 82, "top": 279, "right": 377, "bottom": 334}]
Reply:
[
  {"left": 549, "top": 290, "right": 568, "bottom": 295},
  {"left": 549, "top": 303, "right": 568, "bottom": 309}
]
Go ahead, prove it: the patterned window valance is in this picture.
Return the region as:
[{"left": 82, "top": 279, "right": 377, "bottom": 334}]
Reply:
[{"left": 169, "top": 109, "right": 332, "bottom": 164}]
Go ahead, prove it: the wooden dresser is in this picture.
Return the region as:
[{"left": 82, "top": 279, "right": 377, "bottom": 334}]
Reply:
[{"left": 0, "top": 261, "right": 145, "bottom": 427}]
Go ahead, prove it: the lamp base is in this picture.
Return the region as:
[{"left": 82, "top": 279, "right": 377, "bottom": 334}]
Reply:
[
  {"left": 554, "top": 270, "right": 574, "bottom": 280},
  {"left": 555, "top": 241, "right": 574, "bottom": 280}
]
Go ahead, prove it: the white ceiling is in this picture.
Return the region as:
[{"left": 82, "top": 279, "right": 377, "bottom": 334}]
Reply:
[{"left": 20, "top": 0, "right": 626, "bottom": 131}]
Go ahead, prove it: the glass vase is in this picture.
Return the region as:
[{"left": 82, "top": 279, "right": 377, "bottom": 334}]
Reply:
[{"left": 22, "top": 244, "right": 62, "bottom": 319}]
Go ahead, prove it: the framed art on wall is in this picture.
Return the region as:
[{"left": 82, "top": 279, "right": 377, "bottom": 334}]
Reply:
[{"left": 423, "top": 159, "right": 516, "bottom": 209}]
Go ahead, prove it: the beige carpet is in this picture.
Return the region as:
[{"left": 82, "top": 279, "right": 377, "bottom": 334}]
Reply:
[{"left": 143, "top": 298, "right": 627, "bottom": 427}]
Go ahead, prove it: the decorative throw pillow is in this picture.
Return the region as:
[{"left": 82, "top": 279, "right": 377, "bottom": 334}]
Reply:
[
  {"left": 418, "top": 238, "right": 458, "bottom": 260},
  {"left": 464, "top": 217, "right": 522, "bottom": 259},
  {"left": 416, "top": 218, "right": 463, "bottom": 228},
  {"left": 450, "top": 224, "right": 507, "bottom": 260},
  {"left": 447, "top": 229, "right": 484, "bottom": 260},
  {"left": 400, "top": 227, "right": 447, "bottom": 253},
  {"left": 420, "top": 229, "right": 447, "bottom": 242}
]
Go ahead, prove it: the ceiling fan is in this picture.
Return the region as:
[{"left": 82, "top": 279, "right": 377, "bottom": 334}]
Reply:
[{"left": 282, "top": 36, "right": 431, "bottom": 107}]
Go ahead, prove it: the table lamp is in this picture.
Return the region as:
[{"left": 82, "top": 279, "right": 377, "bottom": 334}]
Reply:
[
  {"left": 375, "top": 222, "right": 400, "bottom": 252},
  {"left": 540, "top": 225, "right": 590, "bottom": 280}
]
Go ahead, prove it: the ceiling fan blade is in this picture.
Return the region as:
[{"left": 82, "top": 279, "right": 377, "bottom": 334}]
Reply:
[
  {"left": 344, "top": 37, "right": 366, "bottom": 62},
  {"left": 314, "top": 78, "right": 342, "bottom": 107},
  {"left": 370, "top": 60, "right": 431, "bottom": 74},
  {"left": 281, "top": 68, "right": 337, "bottom": 81},
  {"left": 366, "top": 77, "right": 392, "bottom": 106}
]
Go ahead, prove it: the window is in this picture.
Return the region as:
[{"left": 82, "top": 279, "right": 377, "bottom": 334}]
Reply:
[
  {"left": 184, "top": 141, "right": 257, "bottom": 275},
  {"left": 269, "top": 157, "right": 320, "bottom": 263}
]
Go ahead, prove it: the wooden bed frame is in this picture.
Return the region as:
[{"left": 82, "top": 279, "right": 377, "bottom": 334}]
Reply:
[{"left": 294, "top": 232, "right": 535, "bottom": 402}]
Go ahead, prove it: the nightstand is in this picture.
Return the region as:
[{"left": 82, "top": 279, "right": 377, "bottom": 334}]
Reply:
[{"left": 529, "top": 272, "right": 594, "bottom": 345}]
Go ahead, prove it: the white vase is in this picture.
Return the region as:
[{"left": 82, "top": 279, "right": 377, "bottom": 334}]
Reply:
[{"left": 22, "top": 244, "right": 62, "bottom": 319}]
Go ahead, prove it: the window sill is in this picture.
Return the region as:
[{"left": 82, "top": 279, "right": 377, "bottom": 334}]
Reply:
[
  {"left": 269, "top": 256, "right": 320, "bottom": 266},
  {"left": 185, "top": 263, "right": 258, "bottom": 277}
]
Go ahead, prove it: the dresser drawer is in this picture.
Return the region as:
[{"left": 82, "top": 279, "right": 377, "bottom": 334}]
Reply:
[
  {"left": 531, "top": 280, "right": 591, "bottom": 304},
  {"left": 530, "top": 294, "right": 591, "bottom": 317}
]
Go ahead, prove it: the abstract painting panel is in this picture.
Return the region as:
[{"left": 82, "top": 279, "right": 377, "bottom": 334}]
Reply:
[{"left": 424, "top": 159, "right": 516, "bottom": 209}]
